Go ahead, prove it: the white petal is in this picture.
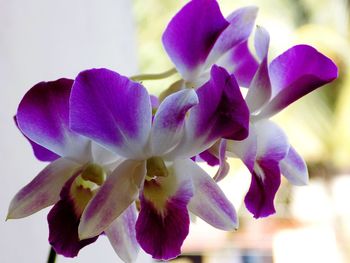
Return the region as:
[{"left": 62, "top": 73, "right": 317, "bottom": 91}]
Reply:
[
  {"left": 179, "top": 159, "right": 238, "bottom": 230},
  {"left": 79, "top": 160, "right": 146, "bottom": 239},
  {"left": 255, "top": 120, "right": 290, "bottom": 161},
  {"left": 7, "top": 158, "right": 80, "bottom": 219},
  {"left": 280, "top": 146, "right": 309, "bottom": 185},
  {"left": 105, "top": 203, "right": 139, "bottom": 263}
]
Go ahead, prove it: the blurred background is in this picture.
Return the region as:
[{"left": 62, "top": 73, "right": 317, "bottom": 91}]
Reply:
[{"left": 1, "top": 0, "right": 349, "bottom": 262}]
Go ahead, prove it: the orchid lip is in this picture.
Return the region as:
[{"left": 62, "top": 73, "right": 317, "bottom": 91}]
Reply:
[{"left": 146, "top": 157, "right": 169, "bottom": 179}]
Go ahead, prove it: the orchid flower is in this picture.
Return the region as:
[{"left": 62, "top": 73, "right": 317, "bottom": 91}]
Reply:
[
  {"left": 220, "top": 26, "right": 338, "bottom": 218},
  {"left": 162, "top": 0, "right": 258, "bottom": 88},
  {"left": 6, "top": 79, "right": 141, "bottom": 262},
  {"left": 68, "top": 65, "right": 249, "bottom": 260}
]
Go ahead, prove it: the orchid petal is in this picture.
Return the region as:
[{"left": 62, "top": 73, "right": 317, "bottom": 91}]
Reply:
[
  {"left": 105, "top": 203, "right": 139, "bottom": 263},
  {"left": 7, "top": 158, "right": 80, "bottom": 219},
  {"left": 16, "top": 79, "right": 90, "bottom": 159},
  {"left": 226, "top": 124, "right": 258, "bottom": 173},
  {"left": 14, "top": 116, "right": 59, "bottom": 162},
  {"left": 79, "top": 160, "right": 146, "bottom": 239},
  {"left": 189, "top": 65, "right": 249, "bottom": 141},
  {"left": 70, "top": 69, "right": 152, "bottom": 159},
  {"left": 255, "top": 120, "right": 289, "bottom": 162},
  {"left": 244, "top": 121, "right": 289, "bottom": 218},
  {"left": 245, "top": 26, "right": 271, "bottom": 113},
  {"left": 198, "top": 149, "right": 219, "bottom": 166},
  {"left": 244, "top": 160, "right": 281, "bottom": 218},
  {"left": 280, "top": 146, "right": 309, "bottom": 186},
  {"left": 258, "top": 45, "right": 338, "bottom": 118},
  {"left": 165, "top": 67, "right": 248, "bottom": 160},
  {"left": 48, "top": 176, "right": 98, "bottom": 257},
  {"left": 136, "top": 160, "right": 193, "bottom": 260},
  {"left": 150, "top": 94, "right": 159, "bottom": 109},
  {"left": 205, "top": 6, "right": 258, "bottom": 67},
  {"left": 150, "top": 89, "right": 198, "bottom": 156},
  {"left": 218, "top": 41, "right": 259, "bottom": 87},
  {"left": 162, "top": 0, "right": 228, "bottom": 81},
  {"left": 180, "top": 159, "right": 238, "bottom": 230},
  {"left": 27, "top": 141, "right": 60, "bottom": 162},
  {"left": 213, "top": 139, "right": 230, "bottom": 182},
  {"left": 167, "top": 66, "right": 249, "bottom": 160}
]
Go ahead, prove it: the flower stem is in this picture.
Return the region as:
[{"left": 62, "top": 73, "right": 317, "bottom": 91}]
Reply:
[
  {"left": 130, "top": 68, "right": 177, "bottom": 82},
  {"left": 47, "top": 247, "right": 57, "bottom": 263}
]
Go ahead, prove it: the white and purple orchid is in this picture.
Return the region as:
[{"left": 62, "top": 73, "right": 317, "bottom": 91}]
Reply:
[
  {"left": 69, "top": 66, "right": 249, "bottom": 260},
  {"left": 7, "top": 79, "right": 136, "bottom": 260},
  {"left": 7, "top": 0, "right": 339, "bottom": 262},
  {"left": 222, "top": 27, "right": 337, "bottom": 218},
  {"left": 8, "top": 65, "right": 250, "bottom": 261}
]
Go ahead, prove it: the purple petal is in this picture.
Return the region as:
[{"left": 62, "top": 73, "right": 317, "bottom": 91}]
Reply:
[
  {"left": 7, "top": 158, "right": 80, "bottom": 219},
  {"left": 205, "top": 6, "right": 258, "bottom": 67},
  {"left": 48, "top": 176, "right": 98, "bottom": 257},
  {"left": 180, "top": 159, "right": 238, "bottom": 230},
  {"left": 70, "top": 69, "right": 152, "bottom": 159},
  {"left": 150, "top": 94, "right": 159, "bottom": 109},
  {"left": 79, "top": 160, "right": 146, "bottom": 239},
  {"left": 136, "top": 160, "right": 193, "bottom": 260},
  {"left": 16, "top": 79, "right": 90, "bottom": 159},
  {"left": 258, "top": 45, "right": 338, "bottom": 118},
  {"left": 162, "top": 0, "right": 228, "bottom": 80},
  {"left": 14, "top": 116, "right": 59, "bottom": 162},
  {"left": 245, "top": 26, "right": 272, "bottom": 113},
  {"left": 190, "top": 65, "right": 250, "bottom": 142},
  {"left": 166, "top": 66, "right": 250, "bottom": 160},
  {"left": 244, "top": 159, "right": 281, "bottom": 218},
  {"left": 280, "top": 146, "right": 309, "bottom": 185},
  {"left": 218, "top": 40, "right": 259, "bottom": 87},
  {"left": 198, "top": 149, "right": 220, "bottom": 166},
  {"left": 244, "top": 121, "right": 289, "bottom": 218},
  {"left": 150, "top": 89, "right": 198, "bottom": 156},
  {"left": 213, "top": 139, "right": 230, "bottom": 182},
  {"left": 105, "top": 204, "right": 139, "bottom": 263}
]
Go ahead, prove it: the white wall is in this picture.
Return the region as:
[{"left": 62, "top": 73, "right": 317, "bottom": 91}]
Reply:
[{"left": 0, "top": 0, "right": 151, "bottom": 262}]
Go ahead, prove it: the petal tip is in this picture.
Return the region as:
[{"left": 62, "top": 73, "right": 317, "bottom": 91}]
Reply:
[{"left": 78, "top": 223, "right": 97, "bottom": 241}]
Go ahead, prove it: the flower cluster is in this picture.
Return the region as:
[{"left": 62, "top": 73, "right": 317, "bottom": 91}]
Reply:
[{"left": 7, "top": 0, "right": 337, "bottom": 262}]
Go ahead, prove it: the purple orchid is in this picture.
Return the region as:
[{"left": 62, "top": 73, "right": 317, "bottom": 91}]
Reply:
[
  {"left": 68, "top": 65, "right": 249, "bottom": 260},
  {"left": 162, "top": 0, "right": 258, "bottom": 88},
  {"left": 224, "top": 26, "right": 338, "bottom": 218},
  {"left": 7, "top": 79, "right": 140, "bottom": 261}
]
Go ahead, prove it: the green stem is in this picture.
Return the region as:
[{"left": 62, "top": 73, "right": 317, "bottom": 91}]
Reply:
[
  {"left": 47, "top": 247, "right": 57, "bottom": 263},
  {"left": 130, "top": 68, "right": 177, "bottom": 81}
]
